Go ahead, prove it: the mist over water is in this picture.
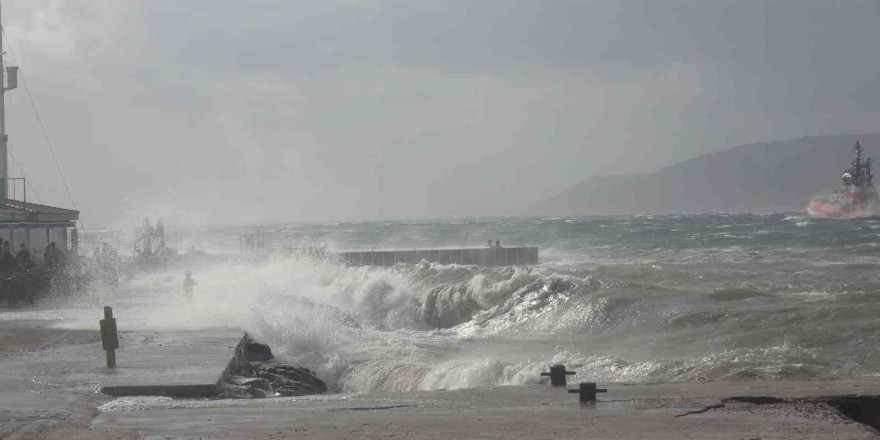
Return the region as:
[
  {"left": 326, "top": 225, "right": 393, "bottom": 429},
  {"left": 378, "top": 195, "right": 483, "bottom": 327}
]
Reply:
[{"left": 61, "top": 213, "right": 880, "bottom": 394}]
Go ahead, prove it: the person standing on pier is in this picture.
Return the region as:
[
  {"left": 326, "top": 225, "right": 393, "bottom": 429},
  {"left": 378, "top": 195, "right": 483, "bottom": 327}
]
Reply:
[
  {"left": 14, "top": 243, "right": 33, "bottom": 270},
  {"left": 43, "top": 242, "right": 64, "bottom": 274},
  {"left": 183, "top": 270, "right": 196, "bottom": 298},
  {"left": 43, "top": 242, "right": 60, "bottom": 267},
  {"left": 0, "top": 241, "right": 10, "bottom": 272}
]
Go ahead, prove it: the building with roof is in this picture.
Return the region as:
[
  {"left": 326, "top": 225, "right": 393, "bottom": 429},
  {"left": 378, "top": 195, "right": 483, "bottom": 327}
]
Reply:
[{"left": 0, "top": 4, "right": 79, "bottom": 260}]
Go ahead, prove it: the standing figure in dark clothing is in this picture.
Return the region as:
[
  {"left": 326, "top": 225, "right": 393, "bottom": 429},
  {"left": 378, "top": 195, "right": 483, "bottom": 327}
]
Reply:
[
  {"left": 44, "top": 242, "right": 64, "bottom": 271},
  {"left": 0, "top": 241, "right": 15, "bottom": 270},
  {"left": 44, "top": 242, "right": 54, "bottom": 266},
  {"left": 14, "top": 243, "right": 33, "bottom": 271},
  {"left": 1, "top": 241, "right": 13, "bottom": 272}
]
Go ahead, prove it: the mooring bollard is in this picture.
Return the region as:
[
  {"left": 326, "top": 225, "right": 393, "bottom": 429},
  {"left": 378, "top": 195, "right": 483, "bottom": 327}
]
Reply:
[
  {"left": 568, "top": 382, "right": 607, "bottom": 402},
  {"left": 100, "top": 306, "right": 119, "bottom": 369},
  {"left": 540, "top": 364, "right": 576, "bottom": 386}
]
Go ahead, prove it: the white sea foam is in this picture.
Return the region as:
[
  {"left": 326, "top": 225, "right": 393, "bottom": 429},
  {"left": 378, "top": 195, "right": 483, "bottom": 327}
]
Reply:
[
  {"left": 58, "top": 214, "right": 880, "bottom": 392},
  {"left": 99, "top": 393, "right": 346, "bottom": 412}
]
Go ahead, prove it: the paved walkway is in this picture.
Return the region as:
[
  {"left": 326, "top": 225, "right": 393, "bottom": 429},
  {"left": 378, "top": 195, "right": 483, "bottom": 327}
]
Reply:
[{"left": 92, "top": 379, "right": 880, "bottom": 439}]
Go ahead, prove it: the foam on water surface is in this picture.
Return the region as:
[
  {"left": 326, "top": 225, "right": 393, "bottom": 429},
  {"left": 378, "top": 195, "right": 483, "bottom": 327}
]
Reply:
[{"left": 12, "top": 213, "right": 880, "bottom": 394}]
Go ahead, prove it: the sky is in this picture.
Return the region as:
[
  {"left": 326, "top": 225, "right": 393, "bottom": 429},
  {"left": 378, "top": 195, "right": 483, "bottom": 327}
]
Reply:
[{"left": 2, "top": 0, "right": 880, "bottom": 227}]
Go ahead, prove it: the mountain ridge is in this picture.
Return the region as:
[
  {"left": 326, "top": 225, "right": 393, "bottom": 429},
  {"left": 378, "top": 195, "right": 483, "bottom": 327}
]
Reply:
[{"left": 531, "top": 133, "right": 880, "bottom": 216}]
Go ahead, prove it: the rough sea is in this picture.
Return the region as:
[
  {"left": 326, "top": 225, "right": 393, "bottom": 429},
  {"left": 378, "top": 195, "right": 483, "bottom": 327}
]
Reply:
[{"left": 71, "top": 213, "right": 880, "bottom": 394}]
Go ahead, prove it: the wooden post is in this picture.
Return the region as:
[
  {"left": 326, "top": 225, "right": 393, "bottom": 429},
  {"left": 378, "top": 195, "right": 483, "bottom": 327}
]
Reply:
[{"left": 100, "top": 306, "right": 119, "bottom": 369}]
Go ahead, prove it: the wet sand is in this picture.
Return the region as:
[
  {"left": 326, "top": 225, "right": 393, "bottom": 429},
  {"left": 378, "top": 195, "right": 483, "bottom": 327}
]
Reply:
[{"left": 0, "top": 305, "right": 878, "bottom": 439}]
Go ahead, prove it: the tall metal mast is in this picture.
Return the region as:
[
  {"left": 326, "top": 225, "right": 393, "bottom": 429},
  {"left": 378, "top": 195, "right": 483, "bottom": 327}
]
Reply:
[
  {"left": 0, "top": 0, "right": 7, "bottom": 196},
  {"left": 0, "top": 1, "right": 19, "bottom": 201},
  {"left": 855, "top": 141, "right": 863, "bottom": 168}
]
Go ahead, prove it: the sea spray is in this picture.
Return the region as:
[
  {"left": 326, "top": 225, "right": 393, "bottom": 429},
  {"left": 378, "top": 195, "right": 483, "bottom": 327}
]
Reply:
[{"left": 61, "top": 213, "right": 880, "bottom": 392}]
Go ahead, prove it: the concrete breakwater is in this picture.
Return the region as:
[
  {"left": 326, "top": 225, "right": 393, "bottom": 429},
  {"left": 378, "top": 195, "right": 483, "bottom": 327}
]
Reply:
[{"left": 335, "top": 245, "right": 539, "bottom": 267}]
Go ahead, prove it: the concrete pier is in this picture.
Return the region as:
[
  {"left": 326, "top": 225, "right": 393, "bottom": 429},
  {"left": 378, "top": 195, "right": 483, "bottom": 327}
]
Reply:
[{"left": 335, "top": 246, "right": 538, "bottom": 267}]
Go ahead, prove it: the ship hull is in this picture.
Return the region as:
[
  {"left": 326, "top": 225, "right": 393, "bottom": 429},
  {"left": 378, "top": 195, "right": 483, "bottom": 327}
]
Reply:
[{"left": 807, "top": 187, "right": 880, "bottom": 219}]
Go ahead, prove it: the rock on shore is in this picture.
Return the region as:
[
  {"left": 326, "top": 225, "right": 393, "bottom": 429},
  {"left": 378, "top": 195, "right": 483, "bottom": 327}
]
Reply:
[{"left": 217, "top": 334, "right": 326, "bottom": 398}]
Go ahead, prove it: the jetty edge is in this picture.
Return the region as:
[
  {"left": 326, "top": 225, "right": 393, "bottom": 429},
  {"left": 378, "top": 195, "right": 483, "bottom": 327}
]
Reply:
[{"left": 336, "top": 244, "right": 539, "bottom": 267}]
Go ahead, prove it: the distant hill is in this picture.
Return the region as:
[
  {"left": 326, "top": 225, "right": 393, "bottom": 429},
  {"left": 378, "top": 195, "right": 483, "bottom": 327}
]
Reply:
[{"left": 532, "top": 133, "right": 880, "bottom": 215}]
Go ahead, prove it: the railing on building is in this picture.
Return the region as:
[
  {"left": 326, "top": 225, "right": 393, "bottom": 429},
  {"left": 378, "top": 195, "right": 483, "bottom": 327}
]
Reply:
[{"left": 0, "top": 177, "right": 27, "bottom": 203}]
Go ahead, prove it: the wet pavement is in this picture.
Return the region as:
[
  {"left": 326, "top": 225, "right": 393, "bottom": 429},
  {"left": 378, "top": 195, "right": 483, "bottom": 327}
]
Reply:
[
  {"left": 1, "top": 290, "right": 879, "bottom": 439},
  {"left": 92, "top": 380, "right": 880, "bottom": 439}
]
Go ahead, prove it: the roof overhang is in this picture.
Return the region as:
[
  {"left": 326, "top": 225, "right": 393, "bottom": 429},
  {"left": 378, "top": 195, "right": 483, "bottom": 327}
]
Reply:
[
  {"left": 0, "top": 200, "right": 79, "bottom": 222},
  {"left": 0, "top": 220, "right": 75, "bottom": 229}
]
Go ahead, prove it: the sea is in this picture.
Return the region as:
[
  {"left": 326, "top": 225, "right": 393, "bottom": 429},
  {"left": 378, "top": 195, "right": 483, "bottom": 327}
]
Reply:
[{"left": 60, "top": 213, "right": 880, "bottom": 393}]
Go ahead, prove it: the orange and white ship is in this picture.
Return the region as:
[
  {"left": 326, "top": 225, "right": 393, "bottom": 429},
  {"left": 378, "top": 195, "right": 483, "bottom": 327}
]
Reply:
[{"left": 808, "top": 141, "right": 880, "bottom": 219}]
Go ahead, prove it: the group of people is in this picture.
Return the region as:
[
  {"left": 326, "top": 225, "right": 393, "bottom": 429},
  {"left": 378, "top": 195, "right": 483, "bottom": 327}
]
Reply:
[{"left": 0, "top": 240, "right": 65, "bottom": 273}]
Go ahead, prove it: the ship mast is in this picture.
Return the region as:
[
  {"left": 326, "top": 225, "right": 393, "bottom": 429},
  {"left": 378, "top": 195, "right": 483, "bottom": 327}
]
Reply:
[{"left": 855, "top": 141, "right": 863, "bottom": 168}]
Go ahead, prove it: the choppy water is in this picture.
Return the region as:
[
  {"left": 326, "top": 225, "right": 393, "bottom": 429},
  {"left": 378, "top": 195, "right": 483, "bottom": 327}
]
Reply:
[{"left": 69, "top": 213, "right": 880, "bottom": 393}]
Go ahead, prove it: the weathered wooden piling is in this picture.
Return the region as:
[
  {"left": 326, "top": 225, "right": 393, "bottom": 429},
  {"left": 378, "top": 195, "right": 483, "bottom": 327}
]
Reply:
[{"left": 100, "top": 306, "right": 119, "bottom": 369}]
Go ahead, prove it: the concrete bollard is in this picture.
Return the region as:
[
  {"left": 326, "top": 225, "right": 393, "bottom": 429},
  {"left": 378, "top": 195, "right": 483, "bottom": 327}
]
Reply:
[
  {"left": 568, "top": 382, "right": 607, "bottom": 402},
  {"left": 100, "top": 306, "right": 119, "bottom": 369},
  {"left": 540, "top": 364, "right": 576, "bottom": 386}
]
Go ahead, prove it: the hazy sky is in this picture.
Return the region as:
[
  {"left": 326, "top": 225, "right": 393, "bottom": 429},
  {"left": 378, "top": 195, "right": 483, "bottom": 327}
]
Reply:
[{"left": 3, "top": 0, "right": 880, "bottom": 227}]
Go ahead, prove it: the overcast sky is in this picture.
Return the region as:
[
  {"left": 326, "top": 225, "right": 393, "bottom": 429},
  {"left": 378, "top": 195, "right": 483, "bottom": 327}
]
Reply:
[{"left": 2, "top": 0, "right": 879, "bottom": 227}]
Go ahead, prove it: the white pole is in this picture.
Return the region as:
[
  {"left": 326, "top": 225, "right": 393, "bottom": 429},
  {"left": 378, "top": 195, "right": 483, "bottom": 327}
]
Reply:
[{"left": 0, "top": 0, "right": 8, "bottom": 198}]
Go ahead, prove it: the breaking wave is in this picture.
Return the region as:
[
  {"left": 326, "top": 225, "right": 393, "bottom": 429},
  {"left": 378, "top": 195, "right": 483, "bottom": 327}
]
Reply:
[{"left": 66, "top": 213, "right": 880, "bottom": 393}]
